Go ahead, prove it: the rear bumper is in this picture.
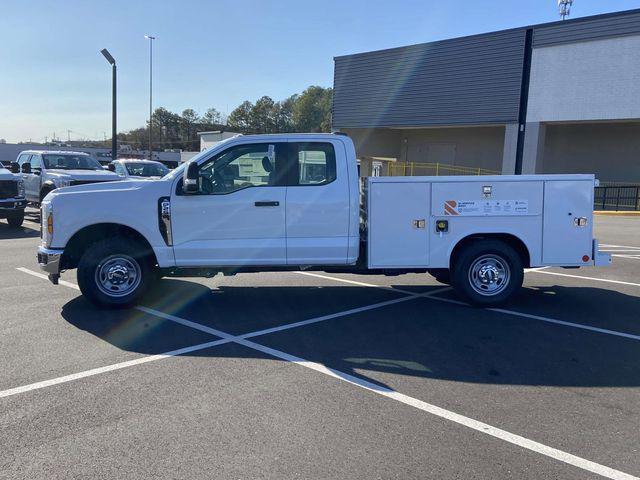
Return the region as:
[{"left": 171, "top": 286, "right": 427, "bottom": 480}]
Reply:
[
  {"left": 37, "top": 246, "right": 63, "bottom": 278},
  {"left": 593, "top": 239, "right": 612, "bottom": 267}
]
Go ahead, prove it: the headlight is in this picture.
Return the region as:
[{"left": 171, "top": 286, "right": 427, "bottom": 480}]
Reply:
[
  {"left": 17, "top": 179, "right": 25, "bottom": 197},
  {"left": 55, "top": 178, "right": 71, "bottom": 188}
]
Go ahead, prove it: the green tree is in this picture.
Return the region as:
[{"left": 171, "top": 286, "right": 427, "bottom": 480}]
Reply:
[
  {"left": 227, "top": 101, "right": 254, "bottom": 132},
  {"left": 274, "top": 94, "right": 297, "bottom": 132},
  {"left": 292, "top": 86, "right": 332, "bottom": 132},
  {"left": 250, "top": 96, "right": 277, "bottom": 133},
  {"left": 203, "top": 107, "right": 222, "bottom": 126}
]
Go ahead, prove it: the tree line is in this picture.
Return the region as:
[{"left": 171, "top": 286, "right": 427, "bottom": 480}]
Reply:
[{"left": 116, "top": 86, "right": 332, "bottom": 151}]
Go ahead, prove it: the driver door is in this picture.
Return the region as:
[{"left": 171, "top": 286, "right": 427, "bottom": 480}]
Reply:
[{"left": 171, "top": 142, "right": 288, "bottom": 266}]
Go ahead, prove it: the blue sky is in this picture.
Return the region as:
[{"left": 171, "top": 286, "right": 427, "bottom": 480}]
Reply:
[{"left": 1, "top": 0, "right": 639, "bottom": 143}]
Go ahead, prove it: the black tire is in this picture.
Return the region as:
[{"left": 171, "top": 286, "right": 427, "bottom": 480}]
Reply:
[
  {"left": 77, "top": 237, "right": 153, "bottom": 308},
  {"left": 427, "top": 268, "right": 450, "bottom": 285},
  {"left": 6, "top": 211, "right": 24, "bottom": 228},
  {"left": 40, "top": 187, "right": 54, "bottom": 203},
  {"left": 451, "top": 239, "right": 523, "bottom": 307}
]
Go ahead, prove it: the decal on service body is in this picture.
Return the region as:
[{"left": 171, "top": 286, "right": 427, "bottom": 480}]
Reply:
[{"left": 444, "top": 199, "right": 529, "bottom": 216}]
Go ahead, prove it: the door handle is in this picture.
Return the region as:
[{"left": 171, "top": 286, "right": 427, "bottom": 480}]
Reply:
[{"left": 254, "top": 201, "right": 280, "bottom": 207}]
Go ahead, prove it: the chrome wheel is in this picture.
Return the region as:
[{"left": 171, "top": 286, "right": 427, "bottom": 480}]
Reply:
[
  {"left": 95, "top": 255, "right": 142, "bottom": 298},
  {"left": 468, "top": 254, "right": 510, "bottom": 296}
]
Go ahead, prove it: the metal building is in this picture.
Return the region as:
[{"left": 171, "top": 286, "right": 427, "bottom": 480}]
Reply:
[{"left": 332, "top": 9, "right": 640, "bottom": 182}]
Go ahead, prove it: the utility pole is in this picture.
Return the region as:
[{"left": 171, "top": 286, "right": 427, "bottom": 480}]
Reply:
[
  {"left": 145, "top": 35, "right": 156, "bottom": 160},
  {"left": 100, "top": 48, "right": 117, "bottom": 161}
]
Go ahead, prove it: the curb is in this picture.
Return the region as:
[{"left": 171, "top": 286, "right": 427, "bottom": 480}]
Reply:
[{"left": 594, "top": 211, "right": 640, "bottom": 216}]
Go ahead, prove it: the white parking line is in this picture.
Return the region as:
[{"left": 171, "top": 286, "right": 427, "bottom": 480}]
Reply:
[
  {"left": 0, "top": 338, "right": 229, "bottom": 399},
  {"left": 304, "top": 271, "right": 640, "bottom": 342},
  {"left": 8, "top": 267, "right": 446, "bottom": 397},
  {"left": 231, "top": 338, "right": 638, "bottom": 480},
  {"left": 16, "top": 267, "right": 80, "bottom": 290},
  {"left": 531, "top": 269, "right": 640, "bottom": 288},
  {"left": 601, "top": 244, "right": 640, "bottom": 250},
  {"left": 612, "top": 254, "right": 640, "bottom": 261},
  {"left": 13, "top": 268, "right": 637, "bottom": 480}
]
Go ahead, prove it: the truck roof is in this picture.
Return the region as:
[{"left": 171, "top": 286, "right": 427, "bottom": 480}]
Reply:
[
  {"left": 19, "top": 150, "right": 91, "bottom": 156},
  {"left": 229, "top": 133, "right": 348, "bottom": 141}
]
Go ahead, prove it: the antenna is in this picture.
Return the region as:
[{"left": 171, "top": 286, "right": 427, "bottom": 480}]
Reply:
[{"left": 558, "top": 0, "right": 573, "bottom": 20}]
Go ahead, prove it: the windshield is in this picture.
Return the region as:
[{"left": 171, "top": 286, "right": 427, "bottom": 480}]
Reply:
[
  {"left": 42, "top": 154, "right": 103, "bottom": 170},
  {"left": 125, "top": 162, "right": 169, "bottom": 177}
]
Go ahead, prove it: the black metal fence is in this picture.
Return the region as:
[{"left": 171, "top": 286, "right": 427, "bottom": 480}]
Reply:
[{"left": 594, "top": 184, "right": 640, "bottom": 211}]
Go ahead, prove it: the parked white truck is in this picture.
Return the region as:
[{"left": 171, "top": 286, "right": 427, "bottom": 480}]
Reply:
[
  {"left": 0, "top": 163, "right": 27, "bottom": 228},
  {"left": 17, "top": 150, "right": 120, "bottom": 204},
  {"left": 37, "top": 133, "right": 611, "bottom": 308}
]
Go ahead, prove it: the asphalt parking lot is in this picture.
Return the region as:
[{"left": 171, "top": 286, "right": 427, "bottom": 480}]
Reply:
[{"left": 1, "top": 208, "right": 640, "bottom": 480}]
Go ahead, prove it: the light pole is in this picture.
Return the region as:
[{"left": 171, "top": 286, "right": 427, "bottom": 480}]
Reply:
[
  {"left": 100, "top": 48, "right": 117, "bottom": 161},
  {"left": 145, "top": 35, "right": 156, "bottom": 160}
]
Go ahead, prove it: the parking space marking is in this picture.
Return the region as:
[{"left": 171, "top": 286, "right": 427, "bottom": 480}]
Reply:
[
  {"left": 612, "top": 254, "right": 640, "bottom": 261},
  {"left": 0, "top": 338, "right": 229, "bottom": 399},
  {"left": 230, "top": 338, "right": 638, "bottom": 480},
  {"left": 531, "top": 269, "right": 640, "bottom": 288},
  {"left": 9, "top": 267, "right": 446, "bottom": 394},
  {"left": 302, "top": 272, "right": 640, "bottom": 342},
  {"left": 296, "top": 270, "right": 419, "bottom": 295},
  {"left": 16, "top": 267, "right": 80, "bottom": 290},
  {"left": 601, "top": 244, "right": 640, "bottom": 250},
  {"left": 11, "top": 270, "right": 640, "bottom": 479}
]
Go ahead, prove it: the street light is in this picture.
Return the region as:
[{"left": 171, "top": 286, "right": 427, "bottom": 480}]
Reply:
[
  {"left": 100, "top": 48, "right": 117, "bottom": 162},
  {"left": 144, "top": 35, "right": 156, "bottom": 160}
]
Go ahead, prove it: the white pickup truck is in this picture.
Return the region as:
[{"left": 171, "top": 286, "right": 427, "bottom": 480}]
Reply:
[{"left": 37, "top": 133, "right": 611, "bottom": 308}]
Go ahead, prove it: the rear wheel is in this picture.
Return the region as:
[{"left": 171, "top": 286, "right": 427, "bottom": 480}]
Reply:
[
  {"left": 6, "top": 211, "right": 24, "bottom": 228},
  {"left": 77, "top": 237, "right": 153, "bottom": 308},
  {"left": 451, "top": 240, "right": 523, "bottom": 306}
]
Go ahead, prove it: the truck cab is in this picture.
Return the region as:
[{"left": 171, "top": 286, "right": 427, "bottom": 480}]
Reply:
[{"left": 36, "top": 133, "right": 609, "bottom": 309}]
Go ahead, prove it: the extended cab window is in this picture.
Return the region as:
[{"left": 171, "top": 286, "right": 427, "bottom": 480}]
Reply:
[
  {"left": 197, "top": 143, "right": 286, "bottom": 194},
  {"left": 17, "top": 154, "right": 31, "bottom": 166},
  {"left": 291, "top": 142, "right": 336, "bottom": 186}
]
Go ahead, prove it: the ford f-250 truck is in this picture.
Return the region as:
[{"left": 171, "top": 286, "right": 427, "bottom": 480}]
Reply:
[
  {"left": 0, "top": 162, "right": 27, "bottom": 228},
  {"left": 17, "top": 150, "right": 120, "bottom": 205},
  {"left": 37, "top": 133, "right": 611, "bottom": 308}
]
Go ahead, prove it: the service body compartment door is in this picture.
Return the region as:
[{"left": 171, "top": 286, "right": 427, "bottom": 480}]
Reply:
[
  {"left": 368, "top": 182, "right": 430, "bottom": 268},
  {"left": 542, "top": 180, "right": 594, "bottom": 265}
]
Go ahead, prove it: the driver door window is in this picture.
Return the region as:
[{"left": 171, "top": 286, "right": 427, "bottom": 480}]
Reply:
[
  {"left": 197, "top": 143, "right": 286, "bottom": 194},
  {"left": 30, "top": 155, "right": 42, "bottom": 171}
]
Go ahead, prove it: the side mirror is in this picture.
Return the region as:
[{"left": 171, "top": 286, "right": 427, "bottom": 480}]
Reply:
[
  {"left": 182, "top": 161, "right": 200, "bottom": 194},
  {"left": 21, "top": 163, "right": 31, "bottom": 174},
  {"left": 107, "top": 163, "right": 116, "bottom": 172},
  {"left": 10, "top": 162, "right": 20, "bottom": 174}
]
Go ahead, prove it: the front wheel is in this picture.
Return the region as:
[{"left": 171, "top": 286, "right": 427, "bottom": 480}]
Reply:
[
  {"left": 77, "top": 238, "right": 153, "bottom": 308},
  {"left": 6, "top": 211, "right": 24, "bottom": 228},
  {"left": 451, "top": 240, "right": 523, "bottom": 306}
]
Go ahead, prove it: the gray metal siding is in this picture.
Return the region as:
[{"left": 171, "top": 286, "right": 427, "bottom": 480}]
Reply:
[
  {"left": 534, "top": 11, "right": 640, "bottom": 47},
  {"left": 333, "top": 29, "right": 526, "bottom": 129}
]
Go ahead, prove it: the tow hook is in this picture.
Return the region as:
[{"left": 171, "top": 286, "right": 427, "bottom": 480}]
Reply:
[{"left": 48, "top": 273, "right": 60, "bottom": 285}]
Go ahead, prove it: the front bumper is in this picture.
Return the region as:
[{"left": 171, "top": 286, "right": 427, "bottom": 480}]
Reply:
[
  {"left": 0, "top": 198, "right": 26, "bottom": 212},
  {"left": 37, "top": 246, "right": 64, "bottom": 281}
]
